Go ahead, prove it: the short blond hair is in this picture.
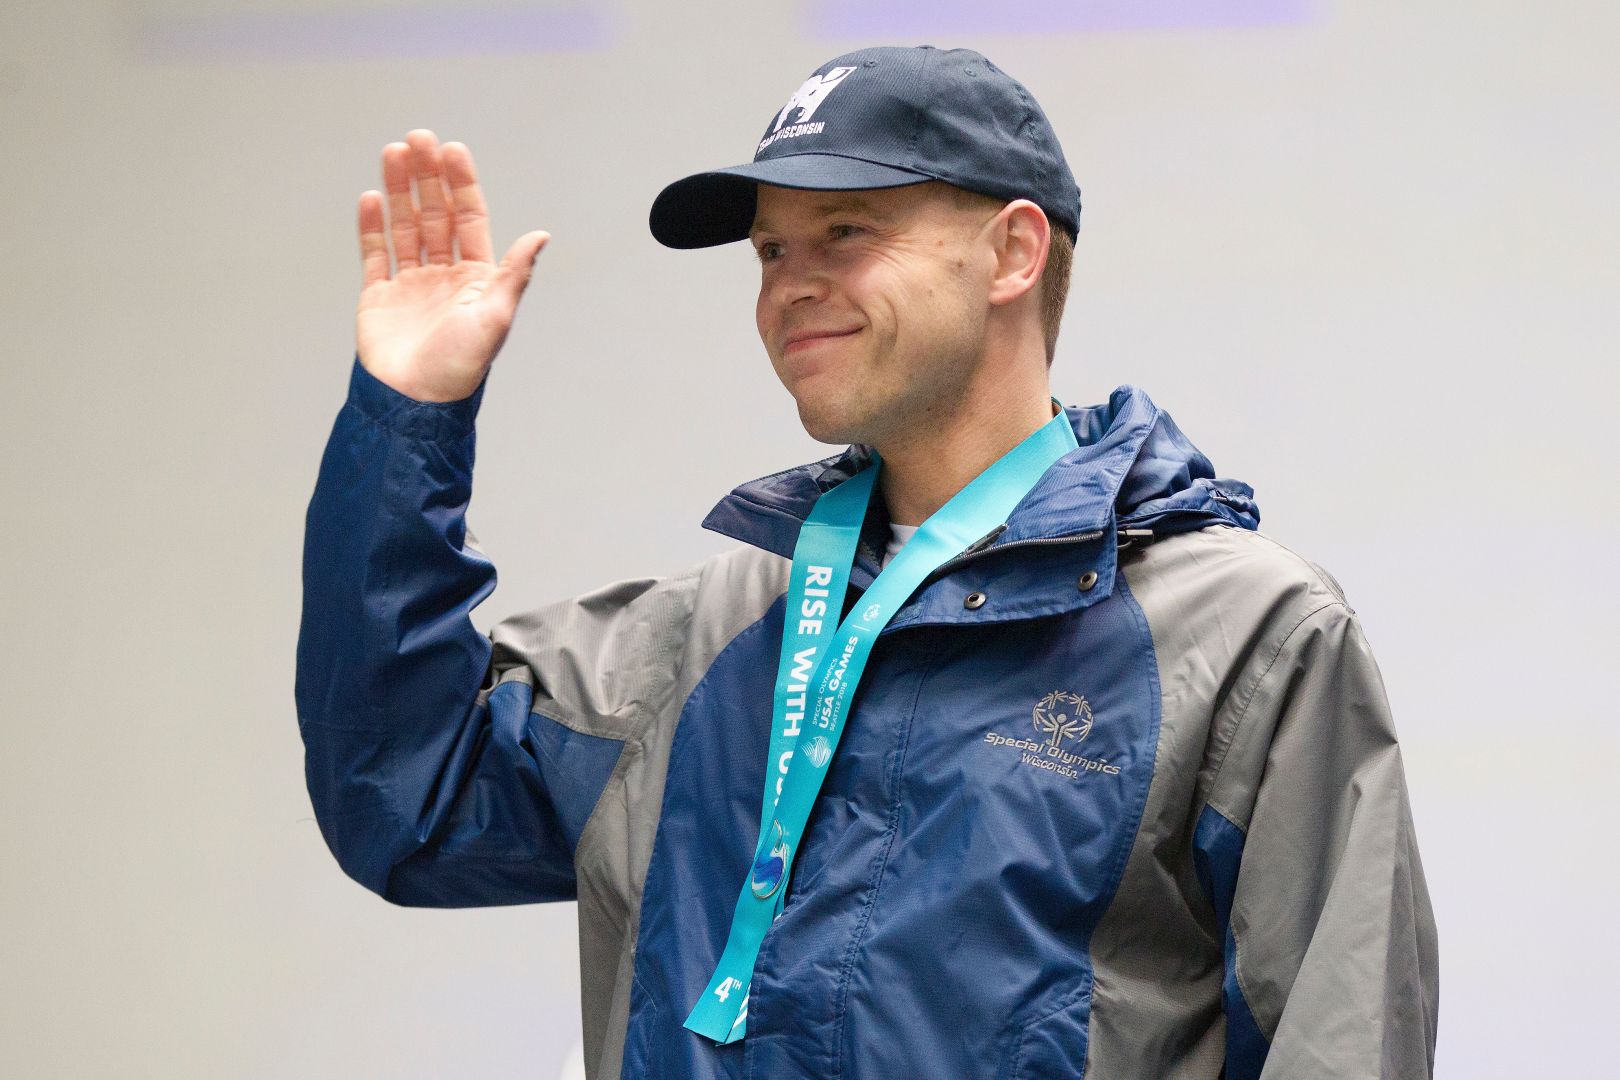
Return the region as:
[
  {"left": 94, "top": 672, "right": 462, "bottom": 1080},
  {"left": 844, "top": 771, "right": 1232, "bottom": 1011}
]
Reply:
[{"left": 945, "top": 185, "right": 1073, "bottom": 365}]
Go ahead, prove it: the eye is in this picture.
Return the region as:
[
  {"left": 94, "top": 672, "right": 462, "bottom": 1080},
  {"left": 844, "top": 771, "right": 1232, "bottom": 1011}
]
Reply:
[
  {"left": 829, "top": 223, "right": 862, "bottom": 239},
  {"left": 753, "top": 241, "right": 782, "bottom": 263}
]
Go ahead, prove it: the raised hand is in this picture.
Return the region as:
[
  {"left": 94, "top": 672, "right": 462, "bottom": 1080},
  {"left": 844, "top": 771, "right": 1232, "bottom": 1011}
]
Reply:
[{"left": 355, "top": 129, "right": 550, "bottom": 402}]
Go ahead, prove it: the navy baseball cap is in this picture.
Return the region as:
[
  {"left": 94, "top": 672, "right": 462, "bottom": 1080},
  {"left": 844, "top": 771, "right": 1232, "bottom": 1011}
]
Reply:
[{"left": 649, "top": 45, "right": 1081, "bottom": 249}]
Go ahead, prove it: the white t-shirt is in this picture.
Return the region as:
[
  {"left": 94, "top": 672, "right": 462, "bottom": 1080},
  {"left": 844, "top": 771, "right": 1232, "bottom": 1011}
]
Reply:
[{"left": 881, "top": 522, "right": 921, "bottom": 569}]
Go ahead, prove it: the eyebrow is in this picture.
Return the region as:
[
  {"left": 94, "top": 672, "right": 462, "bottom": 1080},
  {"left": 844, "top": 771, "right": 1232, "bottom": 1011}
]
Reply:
[{"left": 748, "top": 197, "right": 896, "bottom": 240}]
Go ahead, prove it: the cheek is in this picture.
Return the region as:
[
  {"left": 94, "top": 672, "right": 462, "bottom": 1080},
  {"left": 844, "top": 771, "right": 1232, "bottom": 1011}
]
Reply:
[
  {"left": 857, "top": 252, "right": 961, "bottom": 331},
  {"left": 840, "top": 262, "right": 900, "bottom": 331},
  {"left": 919, "top": 262, "right": 980, "bottom": 324},
  {"left": 755, "top": 288, "right": 774, "bottom": 343}
]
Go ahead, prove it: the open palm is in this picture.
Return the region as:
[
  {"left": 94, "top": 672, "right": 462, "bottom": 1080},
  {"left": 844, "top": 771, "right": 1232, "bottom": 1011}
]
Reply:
[{"left": 355, "top": 129, "right": 549, "bottom": 402}]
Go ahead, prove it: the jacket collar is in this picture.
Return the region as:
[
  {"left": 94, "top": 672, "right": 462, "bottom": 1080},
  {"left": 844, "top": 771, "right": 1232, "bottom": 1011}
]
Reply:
[{"left": 700, "top": 384, "right": 1260, "bottom": 569}]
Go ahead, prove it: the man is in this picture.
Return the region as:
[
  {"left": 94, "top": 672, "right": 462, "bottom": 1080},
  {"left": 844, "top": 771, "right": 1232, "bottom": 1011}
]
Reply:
[{"left": 298, "top": 45, "right": 1438, "bottom": 1079}]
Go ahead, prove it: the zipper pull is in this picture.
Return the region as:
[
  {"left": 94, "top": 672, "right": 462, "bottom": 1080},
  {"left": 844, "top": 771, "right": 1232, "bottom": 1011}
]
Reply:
[
  {"left": 1117, "top": 527, "right": 1155, "bottom": 551},
  {"left": 961, "top": 523, "right": 1009, "bottom": 558}
]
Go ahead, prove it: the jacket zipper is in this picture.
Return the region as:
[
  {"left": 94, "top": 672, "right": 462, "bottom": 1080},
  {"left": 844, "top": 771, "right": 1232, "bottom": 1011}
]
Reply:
[
  {"left": 857, "top": 524, "right": 1151, "bottom": 591},
  {"left": 918, "top": 528, "right": 1108, "bottom": 587},
  {"left": 853, "top": 527, "right": 1111, "bottom": 591}
]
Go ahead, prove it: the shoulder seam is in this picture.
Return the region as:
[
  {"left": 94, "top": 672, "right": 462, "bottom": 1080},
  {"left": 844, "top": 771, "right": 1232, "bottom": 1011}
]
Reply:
[
  {"left": 1246, "top": 529, "right": 1349, "bottom": 606},
  {"left": 1204, "top": 598, "right": 1351, "bottom": 827}
]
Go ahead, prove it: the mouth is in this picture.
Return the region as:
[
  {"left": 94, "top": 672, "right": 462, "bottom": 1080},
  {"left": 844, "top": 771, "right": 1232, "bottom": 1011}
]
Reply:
[{"left": 783, "top": 327, "right": 862, "bottom": 354}]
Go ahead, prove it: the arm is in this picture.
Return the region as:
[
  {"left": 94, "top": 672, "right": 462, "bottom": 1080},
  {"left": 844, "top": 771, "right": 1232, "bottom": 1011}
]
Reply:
[
  {"left": 296, "top": 354, "right": 674, "bottom": 906},
  {"left": 1193, "top": 600, "right": 1439, "bottom": 1079},
  {"left": 296, "top": 130, "right": 654, "bottom": 906}
]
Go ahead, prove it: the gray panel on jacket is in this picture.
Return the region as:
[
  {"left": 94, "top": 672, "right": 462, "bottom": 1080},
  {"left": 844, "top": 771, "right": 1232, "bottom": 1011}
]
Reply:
[
  {"left": 485, "top": 545, "right": 790, "bottom": 1080},
  {"left": 1089, "top": 524, "right": 1348, "bottom": 1078}
]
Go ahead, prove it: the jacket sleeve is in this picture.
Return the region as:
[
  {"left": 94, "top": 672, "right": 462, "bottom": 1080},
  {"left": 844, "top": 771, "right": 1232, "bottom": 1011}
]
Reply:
[
  {"left": 1192, "top": 598, "right": 1439, "bottom": 1079},
  {"left": 295, "top": 354, "right": 678, "bottom": 908}
]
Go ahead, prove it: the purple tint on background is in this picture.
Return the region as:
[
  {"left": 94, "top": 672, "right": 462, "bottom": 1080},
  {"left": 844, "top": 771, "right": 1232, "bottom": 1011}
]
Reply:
[
  {"left": 807, "top": 0, "right": 1319, "bottom": 37},
  {"left": 132, "top": 3, "right": 612, "bottom": 62}
]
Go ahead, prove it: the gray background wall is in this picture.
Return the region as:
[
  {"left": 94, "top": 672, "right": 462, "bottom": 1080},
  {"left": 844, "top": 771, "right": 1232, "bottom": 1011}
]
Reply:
[{"left": 3, "top": 1, "right": 1615, "bottom": 1076}]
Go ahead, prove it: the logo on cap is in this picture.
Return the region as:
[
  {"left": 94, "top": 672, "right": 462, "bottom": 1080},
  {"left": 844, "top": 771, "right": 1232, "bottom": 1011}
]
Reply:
[
  {"left": 760, "top": 66, "right": 857, "bottom": 153},
  {"left": 773, "top": 66, "right": 856, "bottom": 132}
]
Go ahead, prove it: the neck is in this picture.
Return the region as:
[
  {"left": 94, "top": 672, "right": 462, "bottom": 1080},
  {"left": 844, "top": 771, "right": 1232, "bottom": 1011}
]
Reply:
[{"left": 875, "top": 383, "right": 1060, "bottom": 527}]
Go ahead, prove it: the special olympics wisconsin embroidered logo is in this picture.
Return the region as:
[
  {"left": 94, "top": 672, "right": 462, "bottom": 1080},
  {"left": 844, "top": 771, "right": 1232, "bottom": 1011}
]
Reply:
[
  {"left": 980, "top": 689, "right": 1120, "bottom": 780},
  {"left": 1032, "top": 690, "right": 1093, "bottom": 749}
]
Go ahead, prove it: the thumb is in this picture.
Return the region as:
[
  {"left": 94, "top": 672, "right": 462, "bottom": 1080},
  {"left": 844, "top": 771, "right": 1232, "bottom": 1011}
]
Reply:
[{"left": 492, "top": 230, "right": 550, "bottom": 309}]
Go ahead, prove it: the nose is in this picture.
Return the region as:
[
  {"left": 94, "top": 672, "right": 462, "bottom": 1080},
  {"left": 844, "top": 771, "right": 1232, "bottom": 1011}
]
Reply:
[{"left": 768, "top": 249, "right": 831, "bottom": 308}]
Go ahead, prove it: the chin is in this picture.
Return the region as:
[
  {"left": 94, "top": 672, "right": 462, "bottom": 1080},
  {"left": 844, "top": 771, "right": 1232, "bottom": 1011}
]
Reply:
[{"left": 791, "top": 396, "right": 866, "bottom": 447}]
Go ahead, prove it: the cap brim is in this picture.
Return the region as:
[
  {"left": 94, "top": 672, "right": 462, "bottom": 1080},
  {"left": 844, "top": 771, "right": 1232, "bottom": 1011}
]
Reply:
[{"left": 649, "top": 153, "right": 936, "bottom": 249}]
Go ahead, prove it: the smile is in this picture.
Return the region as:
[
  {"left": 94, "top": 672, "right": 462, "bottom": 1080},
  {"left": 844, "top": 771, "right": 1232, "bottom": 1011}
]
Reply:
[{"left": 784, "top": 328, "right": 861, "bottom": 353}]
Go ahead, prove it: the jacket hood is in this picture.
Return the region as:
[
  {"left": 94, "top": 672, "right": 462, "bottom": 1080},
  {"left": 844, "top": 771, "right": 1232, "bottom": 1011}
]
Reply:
[{"left": 701, "top": 384, "right": 1259, "bottom": 565}]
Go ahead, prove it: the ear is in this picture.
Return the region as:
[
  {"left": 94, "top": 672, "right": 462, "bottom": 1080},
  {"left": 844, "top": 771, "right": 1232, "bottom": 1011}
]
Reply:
[{"left": 985, "top": 200, "right": 1050, "bottom": 309}]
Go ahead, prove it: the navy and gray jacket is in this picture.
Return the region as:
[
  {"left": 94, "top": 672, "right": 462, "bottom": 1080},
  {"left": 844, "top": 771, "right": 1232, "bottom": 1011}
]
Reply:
[{"left": 297, "top": 356, "right": 1439, "bottom": 1079}]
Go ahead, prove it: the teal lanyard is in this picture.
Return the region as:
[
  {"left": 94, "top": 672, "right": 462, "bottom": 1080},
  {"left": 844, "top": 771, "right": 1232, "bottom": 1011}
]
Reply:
[{"left": 683, "top": 403, "right": 1079, "bottom": 1044}]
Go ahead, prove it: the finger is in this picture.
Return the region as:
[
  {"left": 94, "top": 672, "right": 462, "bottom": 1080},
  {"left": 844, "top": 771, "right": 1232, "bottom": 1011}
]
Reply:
[
  {"left": 407, "top": 129, "right": 455, "bottom": 266},
  {"left": 442, "top": 142, "right": 492, "bottom": 263},
  {"left": 381, "top": 141, "right": 420, "bottom": 271},
  {"left": 358, "top": 190, "right": 390, "bottom": 287},
  {"left": 490, "top": 230, "right": 550, "bottom": 310}
]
